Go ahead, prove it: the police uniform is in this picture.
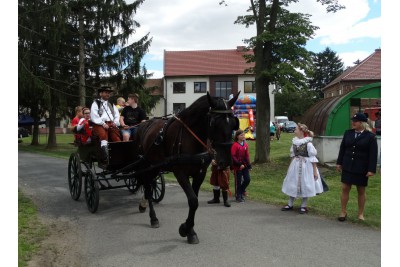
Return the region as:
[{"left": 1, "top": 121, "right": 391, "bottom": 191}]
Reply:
[{"left": 336, "top": 129, "right": 378, "bottom": 186}]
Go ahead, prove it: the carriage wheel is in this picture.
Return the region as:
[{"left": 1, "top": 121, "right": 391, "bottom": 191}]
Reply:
[
  {"left": 151, "top": 173, "right": 165, "bottom": 203},
  {"left": 67, "top": 153, "right": 82, "bottom": 200},
  {"left": 84, "top": 169, "right": 99, "bottom": 213},
  {"left": 124, "top": 177, "right": 140, "bottom": 193}
]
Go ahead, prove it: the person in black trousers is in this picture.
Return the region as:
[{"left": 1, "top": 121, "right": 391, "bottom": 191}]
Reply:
[{"left": 336, "top": 113, "right": 378, "bottom": 221}]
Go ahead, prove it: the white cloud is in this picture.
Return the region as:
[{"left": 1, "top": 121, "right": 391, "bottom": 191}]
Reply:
[
  {"left": 338, "top": 50, "right": 372, "bottom": 68},
  {"left": 147, "top": 69, "right": 164, "bottom": 79},
  {"left": 131, "top": 0, "right": 380, "bottom": 73},
  {"left": 290, "top": 0, "right": 380, "bottom": 45},
  {"left": 133, "top": 0, "right": 255, "bottom": 59}
]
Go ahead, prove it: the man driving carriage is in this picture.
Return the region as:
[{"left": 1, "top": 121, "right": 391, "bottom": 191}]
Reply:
[{"left": 90, "top": 86, "right": 121, "bottom": 161}]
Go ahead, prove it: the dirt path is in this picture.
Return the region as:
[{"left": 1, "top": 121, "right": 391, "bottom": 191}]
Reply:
[{"left": 27, "top": 216, "right": 87, "bottom": 267}]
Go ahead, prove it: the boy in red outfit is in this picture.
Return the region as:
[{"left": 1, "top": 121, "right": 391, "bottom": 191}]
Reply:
[{"left": 231, "top": 129, "right": 252, "bottom": 203}]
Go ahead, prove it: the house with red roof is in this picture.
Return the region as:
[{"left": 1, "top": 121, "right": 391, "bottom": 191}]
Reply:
[
  {"left": 322, "top": 49, "right": 381, "bottom": 98},
  {"left": 157, "top": 46, "right": 275, "bottom": 116}
]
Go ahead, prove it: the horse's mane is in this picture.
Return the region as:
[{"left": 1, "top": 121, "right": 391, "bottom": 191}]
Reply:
[{"left": 178, "top": 95, "right": 210, "bottom": 123}]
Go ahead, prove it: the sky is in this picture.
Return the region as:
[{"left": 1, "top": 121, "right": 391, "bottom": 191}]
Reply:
[{"left": 132, "top": 0, "right": 381, "bottom": 79}]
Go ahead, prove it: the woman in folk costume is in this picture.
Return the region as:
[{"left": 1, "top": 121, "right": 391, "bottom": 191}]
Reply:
[{"left": 281, "top": 123, "right": 323, "bottom": 214}]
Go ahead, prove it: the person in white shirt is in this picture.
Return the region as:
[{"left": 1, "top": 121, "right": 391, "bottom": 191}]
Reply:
[{"left": 90, "top": 86, "right": 121, "bottom": 161}]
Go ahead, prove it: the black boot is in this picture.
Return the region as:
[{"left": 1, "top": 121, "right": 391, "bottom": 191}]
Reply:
[
  {"left": 222, "top": 191, "right": 231, "bottom": 207},
  {"left": 207, "top": 189, "right": 220, "bottom": 204}
]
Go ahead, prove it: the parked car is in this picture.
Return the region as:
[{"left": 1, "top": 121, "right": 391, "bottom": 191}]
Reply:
[
  {"left": 282, "top": 121, "right": 297, "bottom": 133},
  {"left": 18, "top": 127, "right": 29, "bottom": 138},
  {"left": 274, "top": 116, "right": 289, "bottom": 127}
]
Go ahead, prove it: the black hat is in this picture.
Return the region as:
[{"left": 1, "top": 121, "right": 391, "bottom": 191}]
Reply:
[
  {"left": 351, "top": 113, "right": 368, "bottom": 122},
  {"left": 98, "top": 86, "right": 114, "bottom": 93}
]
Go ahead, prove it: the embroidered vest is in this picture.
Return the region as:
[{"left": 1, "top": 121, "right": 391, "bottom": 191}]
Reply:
[{"left": 293, "top": 142, "right": 309, "bottom": 157}]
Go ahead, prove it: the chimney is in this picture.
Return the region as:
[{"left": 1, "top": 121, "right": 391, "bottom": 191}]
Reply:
[{"left": 236, "top": 46, "right": 246, "bottom": 52}]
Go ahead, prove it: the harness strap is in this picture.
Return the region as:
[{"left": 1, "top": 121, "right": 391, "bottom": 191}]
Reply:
[{"left": 173, "top": 115, "right": 212, "bottom": 154}]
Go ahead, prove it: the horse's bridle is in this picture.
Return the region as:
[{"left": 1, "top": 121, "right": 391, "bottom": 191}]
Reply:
[
  {"left": 207, "top": 108, "right": 235, "bottom": 147},
  {"left": 172, "top": 107, "right": 235, "bottom": 159}
]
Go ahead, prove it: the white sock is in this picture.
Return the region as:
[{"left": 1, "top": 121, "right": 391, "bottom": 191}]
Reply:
[
  {"left": 301, "top": 197, "right": 308, "bottom": 208},
  {"left": 101, "top": 140, "right": 108, "bottom": 147},
  {"left": 288, "top": 197, "right": 294, "bottom": 206}
]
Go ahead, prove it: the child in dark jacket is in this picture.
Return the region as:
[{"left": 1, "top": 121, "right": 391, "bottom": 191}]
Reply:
[{"left": 231, "top": 129, "right": 252, "bottom": 203}]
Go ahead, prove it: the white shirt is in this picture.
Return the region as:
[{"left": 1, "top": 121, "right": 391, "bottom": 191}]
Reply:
[{"left": 90, "top": 99, "right": 120, "bottom": 126}]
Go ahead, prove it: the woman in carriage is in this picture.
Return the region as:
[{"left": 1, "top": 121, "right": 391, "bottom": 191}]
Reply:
[{"left": 75, "top": 107, "right": 93, "bottom": 145}]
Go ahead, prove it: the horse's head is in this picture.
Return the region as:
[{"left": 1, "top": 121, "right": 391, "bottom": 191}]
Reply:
[{"left": 207, "top": 92, "right": 240, "bottom": 169}]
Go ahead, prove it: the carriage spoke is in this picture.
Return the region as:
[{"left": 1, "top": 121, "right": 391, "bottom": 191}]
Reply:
[
  {"left": 68, "top": 153, "right": 82, "bottom": 201},
  {"left": 84, "top": 169, "right": 99, "bottom": 213}
]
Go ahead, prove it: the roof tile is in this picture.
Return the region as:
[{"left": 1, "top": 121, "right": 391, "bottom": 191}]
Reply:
[
  {"left": 164, "top": 48, "right": 254, "bottom": 76},
  {"left": 324, "top": 49, "right": 381, "bottom": 90}
]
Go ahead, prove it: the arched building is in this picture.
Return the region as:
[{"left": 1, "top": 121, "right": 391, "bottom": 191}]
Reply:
[{"left": 301, "top": 49, "right": 381, "bottom": 164}]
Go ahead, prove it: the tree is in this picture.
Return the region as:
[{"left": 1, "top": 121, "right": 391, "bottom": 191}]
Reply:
[
  {"left": 307, "top": 47, "right": 344, "bottom": 99},
  {"left": 227, "top": 0, "right": 344, "bottom": 163},
  {"left": 274, "top": 86, "right": 318, "bottom": 119},
  {"left": 18, "top": 0, "right": 152, "bottom": 147}
]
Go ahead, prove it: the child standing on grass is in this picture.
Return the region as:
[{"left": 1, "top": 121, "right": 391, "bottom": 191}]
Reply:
[
  {"left": 281, "top": 123, "right": 323, "bottom": 214},
  {"left": 231, "top": 129, "right": 252, "bottom": 203}
]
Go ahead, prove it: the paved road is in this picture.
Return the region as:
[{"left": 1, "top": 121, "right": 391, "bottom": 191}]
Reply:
[{"left": 18, "top": 152, "right": 380, "bottom": 267}]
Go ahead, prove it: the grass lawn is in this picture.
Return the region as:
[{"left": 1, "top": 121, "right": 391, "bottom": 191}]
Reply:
[
  {"left": 18, "top": 190, "right": 47, "bottom": 267},
  {"left": 18, "top": 132, "right": 381, "bottom": 228}
]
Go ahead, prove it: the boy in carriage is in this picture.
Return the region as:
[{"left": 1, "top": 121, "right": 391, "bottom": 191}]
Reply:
[{"left": 119, "top": 93, "right": 146, "bottom": 141}]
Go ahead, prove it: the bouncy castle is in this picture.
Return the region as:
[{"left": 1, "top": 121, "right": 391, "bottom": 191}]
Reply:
[{"left": 233, "top": 95, "right": 256, "bottom": 139}]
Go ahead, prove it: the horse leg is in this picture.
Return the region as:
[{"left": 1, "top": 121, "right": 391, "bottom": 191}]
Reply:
[
  {"left": 177, "top": 171, "right": 206, "bottom": 244},
  {"left": 144, "top": 182, "right": 159, "bottom": 228},
  {"left": 138, "top": 194, "right": 147, "bottom": 213},
  {"left": 191, "top": 170, "right": 207, "bottom": 197}
]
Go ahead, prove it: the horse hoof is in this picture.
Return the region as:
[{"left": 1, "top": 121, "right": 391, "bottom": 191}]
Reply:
[
  {"left": 151, "top": 220, "right": 160, "bottom": 228},
  {"left": 139, "top": 205, "right": 146, "bottom": 213},
  {"left": 179, "top": 223, "right": 187, "bottom": 237},
  {"left": 187, "top": 234, "right": 199, "bottom": 244}
]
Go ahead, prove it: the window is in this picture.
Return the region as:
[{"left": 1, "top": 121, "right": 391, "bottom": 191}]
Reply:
[
  {"left": 173, "top": 82, "right": 186, "bottom": 93},
  {"left": 244, "top": 81, "right": 256, "bottom": 93},
  {"left": 215, "top": 81, "right": 232, "bottom": 99},
  {"left": 194, "top": 82, "right": 207, "bottom": 93},
  {"left": 173, "top": 103, "right": 186, "bottom": 114}
]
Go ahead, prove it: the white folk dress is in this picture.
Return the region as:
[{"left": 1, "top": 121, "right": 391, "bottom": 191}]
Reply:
[{"left": 281, "top": 137, "right": 324, "bottom": 198}]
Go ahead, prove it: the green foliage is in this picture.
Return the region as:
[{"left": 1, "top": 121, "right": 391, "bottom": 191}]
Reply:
[
  {"left": 274, "top": 86, "right": 319, "bottom": 119},
  {"left": 232, "top": 0, "right": 345, "bottom": 163},
  {"left": 307, "top": 47, "right": 345, "bottom": 98},
  {"left": 18, "top": 190, "right": 47, "bottom": 267},
  {"left": 18, "top": 0, "right": 152, "bottom": 145}
]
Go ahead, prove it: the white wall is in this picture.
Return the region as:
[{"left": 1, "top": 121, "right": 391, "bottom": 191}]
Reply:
[
  {"left": 165, "top": 76, "right": 275, "bottom": 117},
  {"left": 164, "top": 77, "right": 209, "bottom": 115},
  {"left": 313, "top": 136, "right": 381, "bottom": 165}
]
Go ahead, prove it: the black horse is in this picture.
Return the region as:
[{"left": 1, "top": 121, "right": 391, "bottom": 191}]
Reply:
[{"left": 132, "top": 92, "right": 239, "bottom": 244}]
